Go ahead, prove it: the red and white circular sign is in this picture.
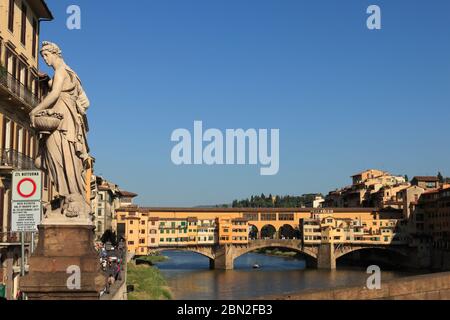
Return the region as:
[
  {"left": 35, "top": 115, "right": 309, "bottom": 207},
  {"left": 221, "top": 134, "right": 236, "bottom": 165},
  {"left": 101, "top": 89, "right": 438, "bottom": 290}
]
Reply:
[{"left": 17, "top": 178, "right": 37, "bottom": 199}]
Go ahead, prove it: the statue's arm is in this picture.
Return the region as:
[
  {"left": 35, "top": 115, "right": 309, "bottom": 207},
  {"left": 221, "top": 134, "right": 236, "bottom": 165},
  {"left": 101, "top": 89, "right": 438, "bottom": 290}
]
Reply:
[{"left": 31, "top": 68, "right": 66, "bottom": 116}]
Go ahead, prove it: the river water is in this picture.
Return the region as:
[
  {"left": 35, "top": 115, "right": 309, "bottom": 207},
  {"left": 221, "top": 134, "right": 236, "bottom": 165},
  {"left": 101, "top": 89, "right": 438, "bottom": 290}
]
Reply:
[{"left": 155, "top": 251, "right": 421, "bottom": 300}]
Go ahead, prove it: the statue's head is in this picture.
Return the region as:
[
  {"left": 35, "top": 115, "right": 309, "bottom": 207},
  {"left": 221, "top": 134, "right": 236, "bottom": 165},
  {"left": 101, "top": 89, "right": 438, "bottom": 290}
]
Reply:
[{"left": 40, "top": 41, "right": 62, "bottom": 67}]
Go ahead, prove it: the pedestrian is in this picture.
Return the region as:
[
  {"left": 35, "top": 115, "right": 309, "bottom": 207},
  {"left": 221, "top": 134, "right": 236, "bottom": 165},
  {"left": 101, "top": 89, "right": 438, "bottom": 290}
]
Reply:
[{"left": 115, "top": 262, "right": 121, "bottom": 281}]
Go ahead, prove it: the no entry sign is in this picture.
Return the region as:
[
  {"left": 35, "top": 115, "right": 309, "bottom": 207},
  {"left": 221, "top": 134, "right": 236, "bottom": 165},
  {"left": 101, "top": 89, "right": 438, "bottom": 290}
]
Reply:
[{"left": 11, "top": 171, "right": 42, "bottom": 232}]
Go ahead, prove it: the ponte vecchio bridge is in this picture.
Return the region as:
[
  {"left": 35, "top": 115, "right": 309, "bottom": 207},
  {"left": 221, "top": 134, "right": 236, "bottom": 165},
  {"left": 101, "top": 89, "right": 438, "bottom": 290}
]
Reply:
[{"left": 117, "top": 207, "right": 421, "bottom": 270}]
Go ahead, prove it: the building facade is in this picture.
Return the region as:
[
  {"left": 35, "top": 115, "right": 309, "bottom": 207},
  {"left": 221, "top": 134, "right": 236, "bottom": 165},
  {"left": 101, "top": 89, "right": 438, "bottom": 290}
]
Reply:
[
  {"left": 0, "top": 0, "right": 53, "bottom": 300},
  {"left": 115, "top": 207, "right": 409, "bottom": 256}
]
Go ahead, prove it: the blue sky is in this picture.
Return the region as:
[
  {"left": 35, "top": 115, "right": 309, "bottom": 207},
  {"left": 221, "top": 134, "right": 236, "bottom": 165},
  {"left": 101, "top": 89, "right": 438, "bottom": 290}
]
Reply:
[{"left": 41, "top": 0, "right": 450, "bottom": 206}]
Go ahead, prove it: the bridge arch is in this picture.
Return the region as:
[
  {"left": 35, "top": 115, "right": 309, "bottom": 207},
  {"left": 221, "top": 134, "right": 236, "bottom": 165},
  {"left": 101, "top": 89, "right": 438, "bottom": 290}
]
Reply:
[
  {"left": 228, "top": 240, "right": 319, "bottom": 269},
  {"left": 335, "top": 246, "right": 409, "bottom": 260},
  {"left": 335, "top": 246, "right": 409, "bottom": 268},
  {"left": 154, "top": 247, "right": 215, "bottom": 260}
]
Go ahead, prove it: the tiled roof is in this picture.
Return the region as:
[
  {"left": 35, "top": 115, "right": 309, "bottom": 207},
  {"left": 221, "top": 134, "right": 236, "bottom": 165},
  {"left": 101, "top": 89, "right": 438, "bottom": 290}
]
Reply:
[
  {"left": 412, "top": 176, "right": 439, "bottom": 182},
  {"left": 118, "top": 190, "right": 138, "bottom": 198}
]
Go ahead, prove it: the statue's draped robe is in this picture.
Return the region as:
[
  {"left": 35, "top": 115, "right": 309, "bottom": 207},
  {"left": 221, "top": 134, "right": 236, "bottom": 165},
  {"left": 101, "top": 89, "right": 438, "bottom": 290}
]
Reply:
[{"left": 41, "top": 67, "right": 88, "bottom": 197}]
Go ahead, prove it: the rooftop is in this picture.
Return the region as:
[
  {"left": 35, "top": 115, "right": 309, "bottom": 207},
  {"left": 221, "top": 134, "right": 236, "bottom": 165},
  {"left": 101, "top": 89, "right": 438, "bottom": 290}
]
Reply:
[
  {"left": 30, "top": 0, "right": 54, "bottom": 20},
  {"left": 412, "top": 176, "right": 439, "bottom": 182},
  {"left": 116, "top": 207, "right": 378, "bottom": 214}
]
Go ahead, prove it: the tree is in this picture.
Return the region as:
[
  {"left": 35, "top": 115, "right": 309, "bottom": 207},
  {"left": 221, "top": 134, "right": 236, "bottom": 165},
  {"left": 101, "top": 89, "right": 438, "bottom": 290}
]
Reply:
[
  {"left": 438, "top": 172, "right": 444, "bottom": 183},
  {"left": 101, "top": 229, "right": 118, "bottom": 246},
  {"left": 404, "top": 175, "right": 409, "bottom": 182}
]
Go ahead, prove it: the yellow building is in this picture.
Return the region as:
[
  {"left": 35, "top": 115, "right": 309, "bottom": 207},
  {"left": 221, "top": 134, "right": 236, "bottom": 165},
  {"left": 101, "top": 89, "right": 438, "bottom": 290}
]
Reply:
[
  {"left": 197, "top": 218, "right": 217, "bottom": 245},
  {"left": 158, "top": 218, "right": 188, "bottom": 248},
  {"left": 231, "top": 218, "right": 249, "bottom": 244},
  {"left": 0, "top": 0, "right": 53, "bottom": 300},
  {"left": 187, "top": 217, "right": 198, "bottom": 246},
  {"left": 301, "top": 211, "right": 407, "bottom": 246},
  {"left": 114, "top": 206, "right": 408, "bottom": 256},
  {"left": 148, "top": 217, "right": 159, "bottom": 248},
  {"left": 217, "top": 217, "right": 232, "bottom": 244}
]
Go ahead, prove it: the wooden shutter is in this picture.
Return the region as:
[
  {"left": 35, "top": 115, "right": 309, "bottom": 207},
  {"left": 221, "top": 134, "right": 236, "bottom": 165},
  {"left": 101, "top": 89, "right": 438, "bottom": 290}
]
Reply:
[
  {"left": 21, "top": 3, "right": 27, "bottom": 46},
  {"left": 8, "top": 0, "right": 14, "bottom": 32}
]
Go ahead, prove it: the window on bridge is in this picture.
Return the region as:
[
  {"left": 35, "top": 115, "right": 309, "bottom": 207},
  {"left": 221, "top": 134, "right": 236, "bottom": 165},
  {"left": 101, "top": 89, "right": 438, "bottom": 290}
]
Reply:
[
  {"left": 279, "top": 213, "right": 294, "bottom": 221},
  {"left": 243, "top": 213, "right": 258, "bottom": 221},
  {"left": 261, "top": 213, "right": 276, "bottom": 221}
]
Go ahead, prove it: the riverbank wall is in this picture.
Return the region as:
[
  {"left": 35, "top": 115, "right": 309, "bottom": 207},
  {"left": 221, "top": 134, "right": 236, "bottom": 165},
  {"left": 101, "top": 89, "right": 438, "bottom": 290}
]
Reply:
[{"left": 260, "top": 271, "right": 450, "bottom": 300}]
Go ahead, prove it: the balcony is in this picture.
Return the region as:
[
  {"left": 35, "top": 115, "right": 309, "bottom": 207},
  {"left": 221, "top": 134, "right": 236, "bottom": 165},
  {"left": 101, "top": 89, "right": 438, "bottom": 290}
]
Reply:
[
  {"left": 0, "top": 69, "right": 39, "bottom": 111},
  {"left": 0, "top": 149, "right": 36, "bottom": 170}
]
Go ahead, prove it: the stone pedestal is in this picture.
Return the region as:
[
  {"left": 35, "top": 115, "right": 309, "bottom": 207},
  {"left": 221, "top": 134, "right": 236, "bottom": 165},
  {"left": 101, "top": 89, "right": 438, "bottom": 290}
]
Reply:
[{"left": 20, "top": 224, "right": 106, "bottom": 300}]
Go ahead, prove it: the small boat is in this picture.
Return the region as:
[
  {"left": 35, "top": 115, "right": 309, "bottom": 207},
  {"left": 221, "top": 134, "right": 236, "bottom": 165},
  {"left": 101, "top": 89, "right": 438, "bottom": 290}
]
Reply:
[{"left": 253, "top": 264, "right": 261, "bottom": 269}]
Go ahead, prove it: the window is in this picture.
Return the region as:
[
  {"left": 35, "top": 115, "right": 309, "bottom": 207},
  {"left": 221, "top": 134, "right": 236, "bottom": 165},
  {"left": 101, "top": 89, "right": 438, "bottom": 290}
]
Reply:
[
  {"left": 8, "top": 0, "right": 15, "bottom": 32},
  {"left": 261, "top": 213, "right": 276, "bottom": 221},
  {"left": 129, "top": 230, "right": 133, "bottom": 234},
  {"left": 3, "top": 118, "right": 12, "bottom": 150},
  {"left": 151, "top": 239, "right": 155, "bottom": 244},
  {"left": 21, "top": 3, "right": 27, "bottom": 46},
  {"left": 243, "top": 213, "right": 258, "bottom": 221},
  {"left": 97, "top": 209, "right": 102, "bottom": 217},
  {"left": 141, "top": 229, "right": 145, "bottom": 234},
  {"left": 279, "top": 213, "right": 294, "bottom": 221},
  {"left": 141, "top": 221, "right": 145, "bottom": 225},
  {"left": 129, "top": 220, "right": 133, "bottom": 225}
]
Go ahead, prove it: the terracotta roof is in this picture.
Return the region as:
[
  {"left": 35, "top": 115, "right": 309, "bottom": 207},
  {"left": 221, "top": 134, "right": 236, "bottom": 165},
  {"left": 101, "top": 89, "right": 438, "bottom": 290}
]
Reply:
[
  {"left": 412, "top": 176, "right": 439, "bottom": 182},
  {"left": 351, "top": 169, "right": 386, "bottom": 177},
  {"left": 118, "top": 190, "right": 138, "bottom": 198},
  {"left": 423, "top": 189, "right": 439, "bottom": 195},
  {"left": 31, "top": 0, "right": 54, "bottom": 20}
]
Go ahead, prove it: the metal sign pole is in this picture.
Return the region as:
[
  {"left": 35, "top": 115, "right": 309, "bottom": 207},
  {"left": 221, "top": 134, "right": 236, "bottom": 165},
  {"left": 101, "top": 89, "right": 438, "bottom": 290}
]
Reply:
[
  {"left": 31, "top": 232, "right": 35, "bottom": 254},
  {"left": 20, "top": 231, "right": 25, "bottom": 276}
]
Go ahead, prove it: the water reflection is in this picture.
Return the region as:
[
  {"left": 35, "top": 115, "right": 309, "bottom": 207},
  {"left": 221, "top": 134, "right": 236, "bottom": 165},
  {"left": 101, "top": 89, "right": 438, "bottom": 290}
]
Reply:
[{"left": 155, "top": 251, "right": 419, "bottom": 300}]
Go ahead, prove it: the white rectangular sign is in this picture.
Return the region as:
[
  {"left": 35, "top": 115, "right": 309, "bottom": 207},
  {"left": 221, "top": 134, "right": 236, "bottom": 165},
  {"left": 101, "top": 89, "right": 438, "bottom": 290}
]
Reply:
[
  {"left": 11, "top": 201, "right": 42, "bottom": 232},
  {"left": 12, "top": 170, "right": 42, "bottom": 201}
]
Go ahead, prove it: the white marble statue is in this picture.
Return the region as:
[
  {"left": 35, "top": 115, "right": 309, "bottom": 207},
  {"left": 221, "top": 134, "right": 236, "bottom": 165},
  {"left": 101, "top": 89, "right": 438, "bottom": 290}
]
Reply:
[{"left": 30, "top": 41, "right": 92, "bottom": 225}]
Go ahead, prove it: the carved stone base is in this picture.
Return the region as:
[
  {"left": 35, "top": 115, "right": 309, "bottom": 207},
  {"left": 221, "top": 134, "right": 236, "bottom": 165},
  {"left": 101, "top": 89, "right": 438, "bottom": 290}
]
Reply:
[
  {"left": 43, "top": 196, "right": 93, "bottom": 225},
  {"left": 20, "top": 224, "right": 106, "bottom": 300}
]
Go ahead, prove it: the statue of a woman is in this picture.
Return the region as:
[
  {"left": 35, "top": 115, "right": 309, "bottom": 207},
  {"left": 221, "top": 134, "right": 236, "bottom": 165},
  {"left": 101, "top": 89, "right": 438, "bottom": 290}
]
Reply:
[{"left": 30, "top": 41, "right": 91, "bottom": 222}]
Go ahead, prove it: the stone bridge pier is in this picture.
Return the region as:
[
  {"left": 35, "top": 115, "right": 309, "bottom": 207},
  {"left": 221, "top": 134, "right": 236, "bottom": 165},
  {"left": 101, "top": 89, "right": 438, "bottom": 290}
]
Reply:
[{"left": 317, "top": 243, "right": 336, "bottom": 269}]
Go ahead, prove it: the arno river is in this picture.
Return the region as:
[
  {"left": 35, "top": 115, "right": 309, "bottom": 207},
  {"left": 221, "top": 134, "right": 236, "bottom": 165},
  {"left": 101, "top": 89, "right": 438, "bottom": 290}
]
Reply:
[{"left": 155, "top": 251, "right": 422, "bottom": 300}]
